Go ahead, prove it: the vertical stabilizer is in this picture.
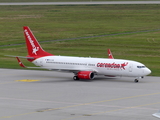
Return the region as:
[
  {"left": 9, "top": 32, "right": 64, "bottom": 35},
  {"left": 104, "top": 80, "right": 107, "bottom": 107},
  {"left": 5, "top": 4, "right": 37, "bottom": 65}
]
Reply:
[{"left": 23, "top": 26, "right": 53, "bottom": 58}]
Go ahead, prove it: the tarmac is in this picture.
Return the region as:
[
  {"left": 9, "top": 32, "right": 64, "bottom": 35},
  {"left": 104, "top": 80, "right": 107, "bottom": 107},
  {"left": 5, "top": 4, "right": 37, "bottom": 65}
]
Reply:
[{"left": 0, "top": 68, "right": 159, "bottom": 120}]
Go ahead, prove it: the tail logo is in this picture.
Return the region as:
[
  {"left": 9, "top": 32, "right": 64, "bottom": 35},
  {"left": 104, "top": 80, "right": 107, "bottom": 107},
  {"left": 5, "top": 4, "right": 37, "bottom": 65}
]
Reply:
[
  {"left": 24, "top": 29, "right": 39, "bottom": 55},
  {"left": 32, "top": 47, "right": 39, "bottom": 55}
]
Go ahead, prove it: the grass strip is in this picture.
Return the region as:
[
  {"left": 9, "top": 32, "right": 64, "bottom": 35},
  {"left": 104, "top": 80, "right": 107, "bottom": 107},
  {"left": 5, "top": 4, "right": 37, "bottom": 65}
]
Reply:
[{"left": 0, "top": 4, "right": 160, "bottom": 76}]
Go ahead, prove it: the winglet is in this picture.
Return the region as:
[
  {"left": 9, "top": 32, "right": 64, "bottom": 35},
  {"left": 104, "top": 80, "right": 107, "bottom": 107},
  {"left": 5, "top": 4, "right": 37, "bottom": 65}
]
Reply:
[
  {"left": 16, "top": 57, "right": 26, "bottom": 68},
  {"left": 108, "top": 49, "right": 114, "bottom": 59}
]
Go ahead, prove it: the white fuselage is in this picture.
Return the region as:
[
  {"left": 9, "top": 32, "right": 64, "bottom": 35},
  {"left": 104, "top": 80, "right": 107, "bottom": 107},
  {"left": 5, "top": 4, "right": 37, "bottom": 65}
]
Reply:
[{"left": 32, "top": 56, "right": 151, "bottom": 77}]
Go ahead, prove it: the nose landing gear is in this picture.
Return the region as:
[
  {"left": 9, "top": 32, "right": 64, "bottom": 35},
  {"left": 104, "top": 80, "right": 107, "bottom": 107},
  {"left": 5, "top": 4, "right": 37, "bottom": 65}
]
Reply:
[
  {"left": 134, "top": 76, "right": 144, "bottom": 83},
  {"left": 134, "top": 79, "right": 139, "bottom": 83}
]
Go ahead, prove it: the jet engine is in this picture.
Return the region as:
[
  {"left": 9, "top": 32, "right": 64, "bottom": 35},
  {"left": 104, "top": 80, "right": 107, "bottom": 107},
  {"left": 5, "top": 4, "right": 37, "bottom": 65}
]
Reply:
[{"left": 77, "top": 71, "right": 94, "bottom": 80}]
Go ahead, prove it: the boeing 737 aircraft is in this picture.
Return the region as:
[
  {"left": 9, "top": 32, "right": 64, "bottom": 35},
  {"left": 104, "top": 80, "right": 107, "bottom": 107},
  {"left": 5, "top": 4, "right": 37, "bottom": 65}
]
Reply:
[{"left": 8, "top": 26, "right": 151, "bottom": 82}]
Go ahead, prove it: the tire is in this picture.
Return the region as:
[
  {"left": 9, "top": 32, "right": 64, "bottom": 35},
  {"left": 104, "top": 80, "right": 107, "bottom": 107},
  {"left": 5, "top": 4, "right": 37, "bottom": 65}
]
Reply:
[
  {"left": 73, "top": 76, "right": 79, "bottom": 80},
  {"left": 134, "top": 79, "right": 139, "bottom": 83}
]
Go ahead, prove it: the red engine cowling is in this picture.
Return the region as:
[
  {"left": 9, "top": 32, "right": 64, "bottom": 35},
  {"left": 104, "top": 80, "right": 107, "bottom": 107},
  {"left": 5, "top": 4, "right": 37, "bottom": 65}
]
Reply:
[{"left": 77, "top": 71, "right": 94, "bottom": 80}]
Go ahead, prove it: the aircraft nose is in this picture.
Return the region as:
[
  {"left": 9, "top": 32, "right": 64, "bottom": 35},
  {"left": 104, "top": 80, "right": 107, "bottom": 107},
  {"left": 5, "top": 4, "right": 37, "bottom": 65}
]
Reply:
[{"left": 144, "top": 68, "right": 151, "bottom": 75}]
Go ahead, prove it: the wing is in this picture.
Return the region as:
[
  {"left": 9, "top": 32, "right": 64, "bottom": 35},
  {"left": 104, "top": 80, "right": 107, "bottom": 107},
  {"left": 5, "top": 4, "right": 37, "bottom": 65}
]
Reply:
[
  {"left": 152, "top": 110, "right": 160, "bottom": 118},
  {"left": 48, "top": 68, "right": 97, "bottom": 73}
]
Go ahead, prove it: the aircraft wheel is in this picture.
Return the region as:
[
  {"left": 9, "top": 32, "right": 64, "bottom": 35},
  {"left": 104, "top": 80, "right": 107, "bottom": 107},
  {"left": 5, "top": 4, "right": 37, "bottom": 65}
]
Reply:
[
  {"left": 134, "top": 79, "right": 139, "bottom": 83},
  {"left": 73, "top": 76, "right": 79, "bottom": 80}
]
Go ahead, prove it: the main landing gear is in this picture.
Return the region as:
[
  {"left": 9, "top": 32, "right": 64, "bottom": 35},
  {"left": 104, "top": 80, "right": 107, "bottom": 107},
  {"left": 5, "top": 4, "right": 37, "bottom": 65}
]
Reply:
[{"left": 73, "top": 76, "right": 79, "bottom": 80}]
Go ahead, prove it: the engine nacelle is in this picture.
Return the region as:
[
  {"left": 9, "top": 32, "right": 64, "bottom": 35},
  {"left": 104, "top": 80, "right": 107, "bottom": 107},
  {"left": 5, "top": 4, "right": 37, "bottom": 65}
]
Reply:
[{"left": 77, "top": 71, "right": 94, "bottom": 80}]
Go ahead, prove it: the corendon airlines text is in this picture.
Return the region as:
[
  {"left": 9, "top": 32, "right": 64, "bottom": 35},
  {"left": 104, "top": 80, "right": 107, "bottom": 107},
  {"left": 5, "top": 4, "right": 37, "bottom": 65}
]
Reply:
[{"left": 97, "top": 62, "right": 128, "bottom": 70}]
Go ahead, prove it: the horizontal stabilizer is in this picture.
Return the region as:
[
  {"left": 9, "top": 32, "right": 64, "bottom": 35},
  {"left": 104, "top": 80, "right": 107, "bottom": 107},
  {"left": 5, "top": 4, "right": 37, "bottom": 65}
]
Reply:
[{"left": 5, "top": 55, "right": 35, "bottom": 59}]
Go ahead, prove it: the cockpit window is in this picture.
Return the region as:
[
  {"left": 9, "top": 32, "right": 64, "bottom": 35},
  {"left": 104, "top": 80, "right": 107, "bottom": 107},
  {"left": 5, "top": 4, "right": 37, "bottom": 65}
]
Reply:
[{"left": 137, "top": 66, "right": 146, "bottom": 68}]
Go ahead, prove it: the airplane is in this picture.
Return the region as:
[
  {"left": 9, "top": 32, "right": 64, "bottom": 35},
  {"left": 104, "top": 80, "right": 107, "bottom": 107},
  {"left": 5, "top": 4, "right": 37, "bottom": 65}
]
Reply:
[
  {"left": 7, "top": 26, "right": 151, "bottom": 83},
  {"left": 153, "top": 110, "right": 160, "bottom": 118}
]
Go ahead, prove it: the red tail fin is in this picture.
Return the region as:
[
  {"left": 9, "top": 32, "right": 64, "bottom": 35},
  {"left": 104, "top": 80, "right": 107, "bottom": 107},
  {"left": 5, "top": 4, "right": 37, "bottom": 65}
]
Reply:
[{"left": 23, "top": 26, "right": 53, "bottom": 58}]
